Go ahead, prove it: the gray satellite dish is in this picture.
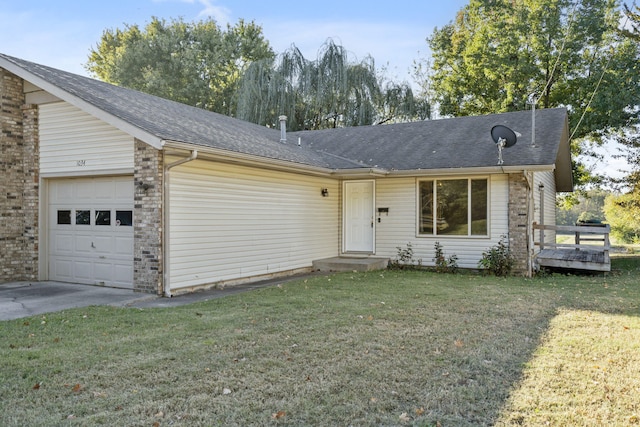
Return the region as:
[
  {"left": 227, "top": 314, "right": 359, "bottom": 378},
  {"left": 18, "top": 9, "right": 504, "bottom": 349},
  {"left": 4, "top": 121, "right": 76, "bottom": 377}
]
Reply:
[{"left": 491, "top": 125, "right": 517, "bottom": 165}]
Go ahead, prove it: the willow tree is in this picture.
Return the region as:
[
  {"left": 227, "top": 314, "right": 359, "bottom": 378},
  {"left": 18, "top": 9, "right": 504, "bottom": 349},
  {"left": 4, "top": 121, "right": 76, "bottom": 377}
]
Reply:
[
  {"left": 236, "top": 40, "right": 421, "bottom": 130},
  {"left": 86, "top": 17, "right": 274, "bottom": 116}
]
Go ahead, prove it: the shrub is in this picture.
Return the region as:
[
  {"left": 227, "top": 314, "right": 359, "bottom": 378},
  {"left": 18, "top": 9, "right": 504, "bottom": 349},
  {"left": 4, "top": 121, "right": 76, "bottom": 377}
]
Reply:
[
  {"left": 388, "top": 242, "right": 422, "bottom": 270},
  {"left": 432, "top": 241, "right": 459, "bottom": 273},
  {"left": 478, "top": 236, "right": 514, "bottom": 276},
  {"left": 603, "top": 192, "right": 640, "bottom": 243}
]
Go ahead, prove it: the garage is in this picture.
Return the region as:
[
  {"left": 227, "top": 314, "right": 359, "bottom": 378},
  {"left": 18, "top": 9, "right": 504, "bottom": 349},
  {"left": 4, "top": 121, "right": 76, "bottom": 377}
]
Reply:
[{"left": 48, "top": 176, "right": 134, "bottom": 289}]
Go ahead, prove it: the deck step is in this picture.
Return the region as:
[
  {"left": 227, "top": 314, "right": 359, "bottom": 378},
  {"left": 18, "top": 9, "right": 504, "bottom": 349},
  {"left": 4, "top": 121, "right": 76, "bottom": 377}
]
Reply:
[
  {"left": 536, "top": 249, "right": 610, "bottom": 272},
  {"left": 312, "top": 257, "right": 389, "bottom": 272}
]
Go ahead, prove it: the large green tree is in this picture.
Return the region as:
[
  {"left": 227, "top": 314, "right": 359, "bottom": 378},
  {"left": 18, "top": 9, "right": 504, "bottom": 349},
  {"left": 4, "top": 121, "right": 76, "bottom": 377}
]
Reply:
[
  {"left": 599, "top": 2, "right": 640, "bottom": 242},
  {"left": 610, "top": 3, "right": 640, "bottom": 190},
  {"left": 86, "top": 17, "right": 274, "bottom": 116},
  {"left": 422, "top": 0, "right": 639, "bottom": 187},
  {"left": 236, "top": 40, "right": 426, "bottom": 131}
]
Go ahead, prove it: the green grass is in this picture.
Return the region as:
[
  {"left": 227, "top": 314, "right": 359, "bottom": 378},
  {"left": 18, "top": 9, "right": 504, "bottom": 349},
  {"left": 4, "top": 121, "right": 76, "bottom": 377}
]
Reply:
[{"left": 1, "top": 258, "right": 639, "bottom": 426}]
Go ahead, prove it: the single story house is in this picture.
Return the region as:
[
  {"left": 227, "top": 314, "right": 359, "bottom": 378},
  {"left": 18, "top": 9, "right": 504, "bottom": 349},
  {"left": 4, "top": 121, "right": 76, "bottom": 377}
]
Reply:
[{"left": 0, "top": 53, "right": 572, "bottom": 295}]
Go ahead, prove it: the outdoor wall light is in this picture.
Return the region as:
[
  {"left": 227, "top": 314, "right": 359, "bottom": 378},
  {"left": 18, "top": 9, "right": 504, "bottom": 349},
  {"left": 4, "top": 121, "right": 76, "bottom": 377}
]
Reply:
[
  {"left": 321, "top": 188, "right": 329, "bottom": 197},
  {"left": 137, "top": 181, "right": 152, "bottom": 192}
]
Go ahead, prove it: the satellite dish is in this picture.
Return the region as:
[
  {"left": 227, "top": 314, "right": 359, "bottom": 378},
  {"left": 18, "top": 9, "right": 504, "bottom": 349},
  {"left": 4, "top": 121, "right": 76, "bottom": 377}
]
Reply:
[{"left": 491, "top": 125, "right": 518, "bottom": 165}]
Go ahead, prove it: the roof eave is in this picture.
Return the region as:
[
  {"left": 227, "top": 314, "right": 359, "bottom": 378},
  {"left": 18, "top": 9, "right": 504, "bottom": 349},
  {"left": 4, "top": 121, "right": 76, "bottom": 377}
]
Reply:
[
  {"left": 385, "top": 164, "right": 555, "bottom": 177},
  {"left": 0, "top": 56, "right": 164, "bottom": 150},
  {"left": 554, "top": 114, "right": 574, "bottom": 192},
  {"left": 162, "top": 140, "right": 336, "bottom": 177},
  {"left": 331, "top": 168, "right": 390, "bottom": 178}
]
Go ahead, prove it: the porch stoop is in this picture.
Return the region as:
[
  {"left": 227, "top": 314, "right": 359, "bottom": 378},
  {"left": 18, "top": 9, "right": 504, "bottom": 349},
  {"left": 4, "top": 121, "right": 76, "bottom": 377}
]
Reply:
[{"left": 312, "top": 257, "right": 389, "bottom": 272}]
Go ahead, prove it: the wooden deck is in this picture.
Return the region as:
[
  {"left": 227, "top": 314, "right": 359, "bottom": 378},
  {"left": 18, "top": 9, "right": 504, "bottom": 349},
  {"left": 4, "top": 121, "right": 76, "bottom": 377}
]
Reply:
[{"left": 533, "top": 223, "right": 611, "bottom": 272}]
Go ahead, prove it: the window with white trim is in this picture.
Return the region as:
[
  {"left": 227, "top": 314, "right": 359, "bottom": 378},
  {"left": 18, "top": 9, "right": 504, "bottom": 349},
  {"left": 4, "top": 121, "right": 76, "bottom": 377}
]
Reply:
[{"left": 418, "top": 178, "right": 488, "bottom": 236}]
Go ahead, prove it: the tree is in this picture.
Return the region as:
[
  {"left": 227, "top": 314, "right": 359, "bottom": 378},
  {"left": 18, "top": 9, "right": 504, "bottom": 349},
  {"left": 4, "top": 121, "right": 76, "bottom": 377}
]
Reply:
[
  {"left": 422, "top": 0, "right": 640, "bottom": 188},
  {"left": 610, "top": 3, "right": 640, "bottom": 190},
  {"left": 604, "top": 191, "right": 640, "bottom": 242},
  {"left": 236, "top": 40, "right": 425, "bottom": 131},
  {"left": 556, "top": 188, "right": 608, "bottom": 225},
  {"left": 86, "top": 17, "right": 274, "bottom": 116},
  {"left": 622, "top": 2, "right": 640, "bottom": 40}
]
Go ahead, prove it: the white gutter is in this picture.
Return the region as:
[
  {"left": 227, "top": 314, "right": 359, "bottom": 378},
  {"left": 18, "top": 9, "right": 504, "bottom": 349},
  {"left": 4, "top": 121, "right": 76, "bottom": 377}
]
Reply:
[
  {"left": 163, "top": 141, "right": 556, "bottom": 180},
  {"left": 162, "top": 140, "right": 335, "bottom": 177},
  {"left": 163, "top": 149, "right": 198, "bottom": 297},
  {"left": 372, "top": 165, "right": 555, "bottom": 178},
  {"left": 331, "top": 168, "right": 390, "bottom": 178}
]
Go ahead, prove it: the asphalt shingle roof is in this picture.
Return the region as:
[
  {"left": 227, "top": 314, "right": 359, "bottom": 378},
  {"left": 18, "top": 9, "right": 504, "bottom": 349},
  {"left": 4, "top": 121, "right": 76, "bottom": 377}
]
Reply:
[
  {"left": 292, "top": 109, "right": 568, "bottom": 171},
  {"left": 1, "top": 53, "right": 331, "bottom": 168},
  {"left": 1, "top": 53, "right": 570, "bottom": 181}
]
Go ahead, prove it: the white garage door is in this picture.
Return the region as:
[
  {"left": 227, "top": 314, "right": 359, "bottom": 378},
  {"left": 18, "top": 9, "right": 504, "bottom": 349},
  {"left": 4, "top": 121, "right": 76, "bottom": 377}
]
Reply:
[{"left": 48, "top": 176, "right": 134, "bottom": 289}]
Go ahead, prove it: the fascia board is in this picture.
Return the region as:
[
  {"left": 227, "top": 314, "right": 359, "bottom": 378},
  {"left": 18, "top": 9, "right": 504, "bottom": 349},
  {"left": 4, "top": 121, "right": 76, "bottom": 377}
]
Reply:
[
  {"left": 162, "top": 140, "right": 337, "bottom": 177},
  {"left": 382, "top": 165, "right": 555, "bottom": 177}
]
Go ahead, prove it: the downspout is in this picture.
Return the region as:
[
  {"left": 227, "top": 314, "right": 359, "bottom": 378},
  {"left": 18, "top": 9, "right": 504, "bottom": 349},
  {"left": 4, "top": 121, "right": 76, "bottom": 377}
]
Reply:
[
  {"left": 163, "top": 149, "right": 198, "bottom": 297},
  {"left": 524, "top": 170, "right": 535, "bottom": 278}
]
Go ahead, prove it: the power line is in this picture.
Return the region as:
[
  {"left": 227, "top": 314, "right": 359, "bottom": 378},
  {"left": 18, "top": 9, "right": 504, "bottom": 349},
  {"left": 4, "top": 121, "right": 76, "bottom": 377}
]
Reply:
[
  {"left": 536, "top": 0, "right": 578, "bottom": 103},
  {"left": 569, "top": 12, "right": 630, "bottom": 142}
]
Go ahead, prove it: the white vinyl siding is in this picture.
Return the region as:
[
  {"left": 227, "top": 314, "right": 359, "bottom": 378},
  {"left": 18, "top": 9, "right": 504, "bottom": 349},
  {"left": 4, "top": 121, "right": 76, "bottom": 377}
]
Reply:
[
  {"left": 39, "top": 102, "right": 134, "bottom": 175},
  {"left": 168, "top": 160, "right": 339, "bottom": 290},
  {"left": 374, "top": 175, "right": 509, "bottom": 269}
]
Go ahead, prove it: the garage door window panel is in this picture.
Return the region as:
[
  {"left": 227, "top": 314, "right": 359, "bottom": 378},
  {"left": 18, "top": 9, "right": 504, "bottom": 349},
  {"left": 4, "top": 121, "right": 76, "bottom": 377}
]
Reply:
[
  {"left": 116, "top": 210, "right": 133, "bottom": 226},
  {"left": 76, "top": 210, "right": 91, "bottom": 225},
  {"left": 57, "top": 210, "right": 71, "bottom": 225},
  {"left": 95, "top": 210, "right": 111, "bottom": 226}
]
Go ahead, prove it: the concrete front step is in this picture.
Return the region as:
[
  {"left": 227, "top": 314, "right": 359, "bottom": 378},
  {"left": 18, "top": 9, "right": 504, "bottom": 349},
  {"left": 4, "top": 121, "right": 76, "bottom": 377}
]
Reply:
[{"left": 312, "top": 257, "right": 389, "bottom": 272}]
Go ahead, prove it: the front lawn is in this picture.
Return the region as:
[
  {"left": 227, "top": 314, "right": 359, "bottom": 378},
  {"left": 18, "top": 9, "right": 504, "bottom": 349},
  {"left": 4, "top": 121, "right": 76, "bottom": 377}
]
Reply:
[{"left": 1, "top": 258, "right": 639, "bottom": 426}]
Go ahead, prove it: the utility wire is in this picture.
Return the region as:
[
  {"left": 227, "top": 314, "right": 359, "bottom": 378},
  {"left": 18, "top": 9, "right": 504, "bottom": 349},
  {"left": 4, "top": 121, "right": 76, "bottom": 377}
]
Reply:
[
  {"left": 569, "top": 53, "right": 613, "bottom": 141},
  {"left": 536, "top": 1, "right": 578, "bottom": 104},
  {"left": 569, "top": 12, "right": 630, "bottom": 142}
]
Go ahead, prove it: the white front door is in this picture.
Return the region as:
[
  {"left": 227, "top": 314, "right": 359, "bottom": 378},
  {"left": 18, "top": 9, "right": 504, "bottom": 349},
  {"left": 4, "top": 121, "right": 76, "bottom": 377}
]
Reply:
[
  {"left": 344, "top": 181, "right": 375, "bottom": 253},
  {"left": 48, "top": 176, "right": 134, "bottom": 288}
]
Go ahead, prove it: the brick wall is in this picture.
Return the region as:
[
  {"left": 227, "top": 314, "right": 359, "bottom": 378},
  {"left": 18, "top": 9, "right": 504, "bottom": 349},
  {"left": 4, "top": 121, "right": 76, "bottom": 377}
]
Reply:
[
  {"left": 0, "top": 68, "right": 39, "bottom": 283},
  {"left": 508, "top": 173, "right": 530, "bottom": 276},
  {"left": 133, "top": 139, "right": 164, "bottom": 294}
]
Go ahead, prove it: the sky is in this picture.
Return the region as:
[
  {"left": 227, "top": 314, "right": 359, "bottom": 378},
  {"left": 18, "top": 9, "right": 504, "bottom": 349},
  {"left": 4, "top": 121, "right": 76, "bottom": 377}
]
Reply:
[
  {"left": 0, "top": 0, "right": 630, "bottom": 181},
  {"left": 0, "top": 0, "right": 468, "bottom": 83}
]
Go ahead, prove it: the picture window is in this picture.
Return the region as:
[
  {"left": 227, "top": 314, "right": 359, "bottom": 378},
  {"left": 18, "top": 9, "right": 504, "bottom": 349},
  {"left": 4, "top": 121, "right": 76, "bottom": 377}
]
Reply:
[{"left": 418, "top": 178, "right": 488, "bottom": 236}]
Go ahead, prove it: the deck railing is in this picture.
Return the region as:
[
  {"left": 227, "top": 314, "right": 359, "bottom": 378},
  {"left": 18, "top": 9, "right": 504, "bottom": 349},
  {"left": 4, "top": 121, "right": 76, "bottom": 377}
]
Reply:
[{"left": 532, "top": 222, "right": 610, "bottom": 260}]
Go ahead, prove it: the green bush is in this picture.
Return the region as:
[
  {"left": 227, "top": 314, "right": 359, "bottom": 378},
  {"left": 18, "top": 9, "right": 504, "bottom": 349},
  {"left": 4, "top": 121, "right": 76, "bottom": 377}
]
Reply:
[
  {"left": 388, "top": 242, "right": 422, "bottom": 269},
  {"left": 478, "top": 236, "right": 514, "bottom": 276},
  {"left": 433, "top": 241, "right": 459, "bottom": 273},
  {"left": 604, "top": 192, "right": 640, "bottom": 243}
]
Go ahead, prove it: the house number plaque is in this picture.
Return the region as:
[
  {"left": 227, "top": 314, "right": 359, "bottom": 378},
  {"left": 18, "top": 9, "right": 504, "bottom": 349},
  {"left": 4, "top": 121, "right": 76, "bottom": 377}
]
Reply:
[{"left": 76, "top": 160, "right": 86, "bottom": 166}]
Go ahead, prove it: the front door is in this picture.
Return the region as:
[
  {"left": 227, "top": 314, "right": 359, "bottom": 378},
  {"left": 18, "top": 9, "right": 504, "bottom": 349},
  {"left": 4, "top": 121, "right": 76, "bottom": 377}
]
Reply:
[{"left": 344, "top": 180, "right": 375, "bottom": 253}]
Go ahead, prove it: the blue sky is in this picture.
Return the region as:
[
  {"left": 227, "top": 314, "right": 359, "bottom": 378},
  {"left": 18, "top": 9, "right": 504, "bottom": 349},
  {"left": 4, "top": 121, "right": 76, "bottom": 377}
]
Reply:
[{"left": 0, "top": 0, "right": 468, "bottom": 83}]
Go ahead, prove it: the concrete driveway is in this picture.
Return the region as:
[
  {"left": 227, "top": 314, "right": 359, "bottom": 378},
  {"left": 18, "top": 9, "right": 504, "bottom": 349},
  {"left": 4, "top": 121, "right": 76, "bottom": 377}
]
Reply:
[
  {"left": 0, "top": 273, "right": 322, "bottom": 321},
  {"left": 0, "top": 281, "right": 151, "bottom": 321}
]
